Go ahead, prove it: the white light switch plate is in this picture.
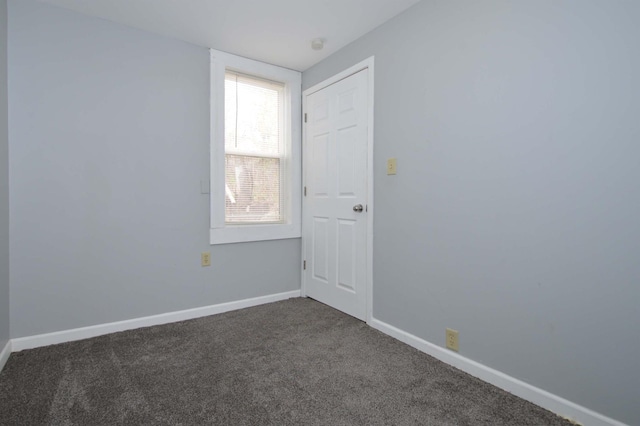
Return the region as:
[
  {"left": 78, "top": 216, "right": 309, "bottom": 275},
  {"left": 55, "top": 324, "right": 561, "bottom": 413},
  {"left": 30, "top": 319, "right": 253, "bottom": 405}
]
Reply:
[{"left": 200, "top": 180, "right": 210, "bottom": 194}]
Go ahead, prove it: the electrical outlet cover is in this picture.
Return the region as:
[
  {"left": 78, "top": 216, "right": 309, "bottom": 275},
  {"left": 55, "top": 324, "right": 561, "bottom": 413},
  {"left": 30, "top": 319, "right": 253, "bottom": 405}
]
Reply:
[
  {"left": 446, "top": 328, "right": 459, "bottom": 352},
  {"left": 387, "top": 158, "right": 397, "bottom": 175}
]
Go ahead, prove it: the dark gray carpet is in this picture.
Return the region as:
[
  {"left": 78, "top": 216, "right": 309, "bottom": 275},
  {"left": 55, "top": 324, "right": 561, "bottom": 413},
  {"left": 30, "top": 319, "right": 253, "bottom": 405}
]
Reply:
[{"left": 0, "top": 298, "right": 572, "bottom": 425}]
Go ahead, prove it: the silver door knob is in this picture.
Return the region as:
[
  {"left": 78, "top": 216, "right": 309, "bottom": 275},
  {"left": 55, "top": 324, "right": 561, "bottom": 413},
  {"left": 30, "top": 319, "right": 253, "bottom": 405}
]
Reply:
[{"left": 353, "top": 204, "right": 364, "bottom": 212}]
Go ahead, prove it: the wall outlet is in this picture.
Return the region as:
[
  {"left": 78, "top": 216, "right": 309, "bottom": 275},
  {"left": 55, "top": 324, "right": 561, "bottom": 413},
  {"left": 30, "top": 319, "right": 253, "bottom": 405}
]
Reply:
[
  {"left": 201, "top": 252, "right": 211, "bottom": 267},
  {"left": 446, "top": 328, "right": 459, "bottom": 352},
  {"left": 387, "top": 157, "right": 397, "bottom": 175}
]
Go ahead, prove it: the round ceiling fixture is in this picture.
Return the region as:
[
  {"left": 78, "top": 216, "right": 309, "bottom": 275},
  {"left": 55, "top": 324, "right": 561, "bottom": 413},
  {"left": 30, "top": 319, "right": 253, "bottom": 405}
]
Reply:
[{"left": 311, "top": 38, "right": 324, "bottom": 51}]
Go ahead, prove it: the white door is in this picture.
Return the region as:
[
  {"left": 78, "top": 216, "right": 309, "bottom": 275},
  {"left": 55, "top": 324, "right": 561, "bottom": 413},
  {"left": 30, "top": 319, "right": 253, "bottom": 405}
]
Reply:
[{"left": 303, "top": 68, "right": 369, "bottom": 321}]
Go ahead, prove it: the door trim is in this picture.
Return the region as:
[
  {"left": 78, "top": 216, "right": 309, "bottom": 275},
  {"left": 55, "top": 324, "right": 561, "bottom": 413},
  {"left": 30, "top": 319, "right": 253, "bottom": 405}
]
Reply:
[{"left": 301, "top": 56, "right": 374, "bottom": 324}]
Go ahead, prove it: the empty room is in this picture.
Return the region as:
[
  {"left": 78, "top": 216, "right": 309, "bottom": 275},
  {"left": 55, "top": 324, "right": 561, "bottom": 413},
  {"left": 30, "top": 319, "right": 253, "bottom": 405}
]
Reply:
[{"left": 0, "top": 0, "right": 638, "bottom": 425}]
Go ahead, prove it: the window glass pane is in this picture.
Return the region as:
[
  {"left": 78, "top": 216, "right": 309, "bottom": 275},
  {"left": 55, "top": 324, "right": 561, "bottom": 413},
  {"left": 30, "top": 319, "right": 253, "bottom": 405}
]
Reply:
[
  {"left": 225, "top": 72, "right": 282, "bottom": 155},
  {"left": 225, "top": 154, "right": 281, "bottom": 223}
]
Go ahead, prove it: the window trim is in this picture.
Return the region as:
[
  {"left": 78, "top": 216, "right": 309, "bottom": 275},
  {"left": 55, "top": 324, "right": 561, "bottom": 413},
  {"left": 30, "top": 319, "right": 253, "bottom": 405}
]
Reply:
[{"left": 210, "top": 49, "right": 302, "bottom": 245}]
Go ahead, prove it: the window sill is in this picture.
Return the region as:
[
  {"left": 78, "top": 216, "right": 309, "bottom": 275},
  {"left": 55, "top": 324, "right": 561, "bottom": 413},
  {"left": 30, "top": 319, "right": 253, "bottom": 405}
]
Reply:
[{"left": 209, "top": 223, "right": 301, "bottom": 245}]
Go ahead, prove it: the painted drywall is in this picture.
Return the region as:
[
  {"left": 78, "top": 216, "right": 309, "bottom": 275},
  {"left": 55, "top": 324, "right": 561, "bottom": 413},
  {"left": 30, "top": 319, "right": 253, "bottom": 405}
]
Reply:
[
  {"left": 304, "top": 1, "right": 640, "bottom": 424},
  {"left": 0, "top": 0, "right": 9, "bottom": 350},
  {"left": 8, "top": 0, "right": 300, "bottom": 338}
]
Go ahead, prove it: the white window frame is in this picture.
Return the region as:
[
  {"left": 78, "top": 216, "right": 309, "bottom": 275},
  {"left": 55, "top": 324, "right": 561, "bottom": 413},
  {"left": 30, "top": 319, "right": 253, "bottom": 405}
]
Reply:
[{"left": 210, "top": 49, "right": 301, "bottom": 245}]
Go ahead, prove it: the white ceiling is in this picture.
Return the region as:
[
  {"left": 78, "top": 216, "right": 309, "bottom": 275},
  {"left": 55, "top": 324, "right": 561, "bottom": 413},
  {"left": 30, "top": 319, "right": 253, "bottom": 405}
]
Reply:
[{"left": 40, "top": 0, "right": 422, "bottom": 71}]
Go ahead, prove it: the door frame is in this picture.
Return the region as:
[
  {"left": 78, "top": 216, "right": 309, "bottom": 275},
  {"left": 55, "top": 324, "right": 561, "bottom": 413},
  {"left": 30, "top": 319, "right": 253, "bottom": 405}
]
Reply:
[{"left": 301, "top": 56, "right": 375, "bottom": 324}]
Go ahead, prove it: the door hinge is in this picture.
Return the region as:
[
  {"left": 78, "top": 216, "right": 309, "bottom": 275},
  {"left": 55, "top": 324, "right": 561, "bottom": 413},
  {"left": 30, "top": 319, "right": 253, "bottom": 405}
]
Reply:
[
  {"left": 303, "top": 260, "right": 307, "bottom": 270},
  {"left": 304, "top": 186, "right": 307, "bottom": 196},
  {"left": 304, "top": 113, "right": 307, "bottom": 123},
  {"left": 366, "top": 204, "right": 368, "bottom": 212}
]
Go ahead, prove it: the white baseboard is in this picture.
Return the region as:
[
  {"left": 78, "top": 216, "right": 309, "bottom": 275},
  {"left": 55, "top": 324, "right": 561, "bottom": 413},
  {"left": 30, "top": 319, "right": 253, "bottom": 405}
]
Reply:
[
  {"left": 0, "top": 339, "right": 11, "bottom": 373},
  {"left": 369, "top": 318, "right": 627, "bottom": 426},
  {"left": 11, "top": 290, "right": 301, "bottom": 352}
]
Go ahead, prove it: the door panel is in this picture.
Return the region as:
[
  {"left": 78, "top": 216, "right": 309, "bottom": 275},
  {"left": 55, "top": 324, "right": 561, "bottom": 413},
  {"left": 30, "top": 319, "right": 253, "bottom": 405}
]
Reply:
[
  {"left": 337, "top": 127, "right": 357, "bottom": 196},
  {"left": 312, "top": 133, "right": 329, "bottom": 197},
  {"left": 303, "top": 69, "right": 368, "bottom": 321},
  {"left": 337, "top": 219, "right": 357, "bottom": 292},
  {"left": 312, "top": 217, "right": 329, "bottom": 282}
]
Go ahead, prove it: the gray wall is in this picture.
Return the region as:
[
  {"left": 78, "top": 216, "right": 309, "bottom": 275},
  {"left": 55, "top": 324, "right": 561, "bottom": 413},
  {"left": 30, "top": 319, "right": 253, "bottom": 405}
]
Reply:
[
  {"left": 8, "top": 0, "right": 300, "bottom": 338},
  {"left": 304, "top": 1, "right": 639, "bottom": 424},
  {"left": 0, "top": 0, "right": 9, "bottom": 350}
]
